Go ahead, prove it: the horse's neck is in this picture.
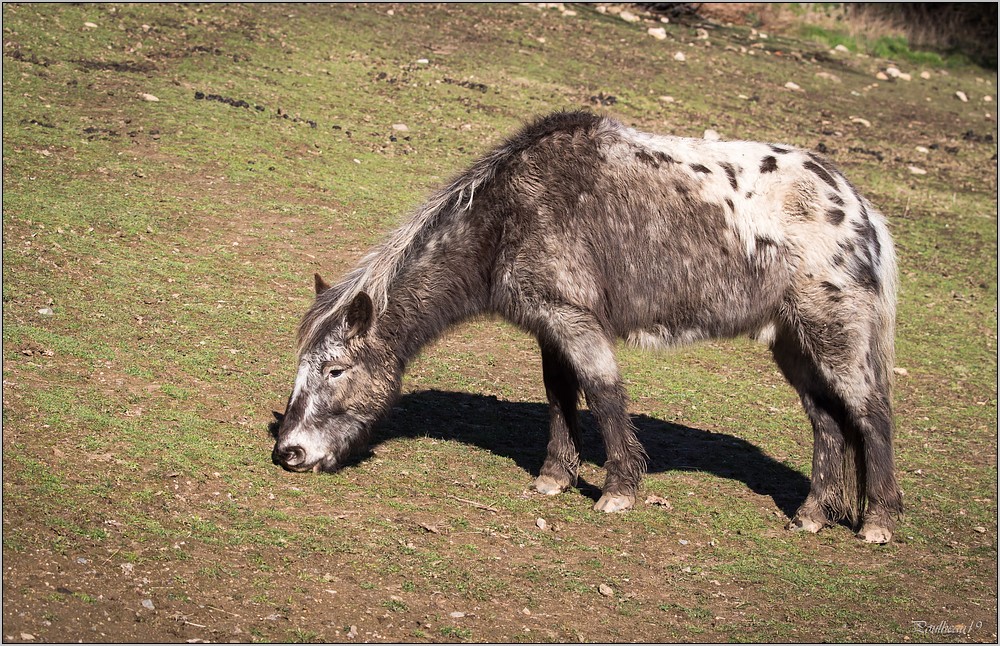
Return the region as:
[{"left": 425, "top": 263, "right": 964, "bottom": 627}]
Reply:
[{"left": 379, "top": 221, "right": 491, "bottom": 362}]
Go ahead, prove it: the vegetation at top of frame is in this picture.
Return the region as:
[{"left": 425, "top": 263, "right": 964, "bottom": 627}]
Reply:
[{"left": 786, "top": 2, "right": 998, "bottom": 68}]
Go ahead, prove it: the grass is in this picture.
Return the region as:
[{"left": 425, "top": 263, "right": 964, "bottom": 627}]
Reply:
[{"left": 2, "top": 2, "right": 997, "bottom": 644}]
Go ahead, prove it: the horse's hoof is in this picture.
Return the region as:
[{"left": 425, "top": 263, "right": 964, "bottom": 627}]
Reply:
[
  {"left": 786, "top": 515, "right": 825, "bottom": 534},
  {"left": 594, "top": 493, "right": 634, "bottom": 513},
  {"left": 534, "top": 475, "right": 569, "bottom": 496},
  {"left": 857, "top": 524, "right": 892, "bottom": 544}
]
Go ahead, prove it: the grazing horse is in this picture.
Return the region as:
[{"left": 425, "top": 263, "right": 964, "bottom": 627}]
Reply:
[{"left": 273, "top": 110, "right": 902, "bottom": 543}]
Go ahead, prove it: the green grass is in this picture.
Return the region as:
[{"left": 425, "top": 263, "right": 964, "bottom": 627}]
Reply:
[{"left": 2, "top": 3, "right": 996, "bottom": 644}]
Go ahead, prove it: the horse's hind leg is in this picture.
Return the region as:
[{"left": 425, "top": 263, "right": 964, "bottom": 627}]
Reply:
[
  {"left": 772, "top": 332, "right": 855, "bottom": 533},
  {"left": 775, "top": 296, "right": 902, "bottom": 542},
  {"left": 535, "top": 343, "right": 583, "bottom": 495}
]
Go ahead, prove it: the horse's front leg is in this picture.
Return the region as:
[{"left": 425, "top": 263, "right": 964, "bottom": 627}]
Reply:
[
  {"left": 534, "top": 311, "right": 648, "bottom": 512},
  {"left": 535, "top": 344, "right": 582, "bottom": 495}
]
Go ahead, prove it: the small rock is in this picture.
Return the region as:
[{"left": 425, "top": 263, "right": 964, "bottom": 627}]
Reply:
[
  {"left": 673, "top": 51, "right": 686, "bottom": 62},
  {"left": 76, "top": 557, "right": 89, "bottom": 564},
  {"left": 644, "top": 494, "right": 672, "bottom": 509},
  {"left": 893, "top": 367, "right": 909, "bottom": 376},
  {"left": 141, "top": 599, "right": 155, "bottom": 610},
  {"left": 875, "top": 71, "right": 889, "bottom": 81},
  {"left": 703, "top": 129, "right": 720, "bottom": 141},
  {"left": 885, "top": 66, "right": 902, "bottom": 78},
  {"left": 984, "top": 96, "right": 994, "bottom": 102},
  {"left": 973, "top": 526, "right": 986, "bottom": 533},
  {"left": 784, "top": 81, "right": 801, "bottom": 91},
  {"left": 815, "top": 71, "right": 841, "bottom": 83},
  {"left": 521, "top": 607, "right": 531, "bottom": 616},
  {"left": 899, "top": 73, "right": 912, "bottom": 81},
  {"left": 679, "top": 539, "right": 690, "bottom": 545},
  {"left": 915, "top": 146, "right": 929, "bottom": 153},
  {"left": 449, "top": 611, "right": 465, "bottom": 619},
  {"left": 681, "top": 566, "right": 693, "bottom": 573},
  {"left": 695, "top": 28, "right": 709, "bottom": 40},
  {"left": 415, "top": 58, "right": 429, "bottom": 65},
  {"left": 907, "top": 166, "right": 927, "bottom": 175},
  {"left": 920, "top": 70, "right": 932, "bottom": 79},
  {"left": 598, "top": 583, "right": 614, "bottom": 597},
  {"left": 140, "top": 93, "right": 159, "bottom": 102},
  {"left": 619, "top": 11, "right": 639, "bottom": 23},
  {"left": 850, "top": 116, "right": 872, "bottom": 128},
  {"left": 647, "top": 27, "right": 666, "bottom": 40},
  {"left": 20, "top": 634, "right": 35, "bottom": 641},
  {"left": 391, "top": 123, "right": 409, "bottom": 132},
  {"left": 83, "top": 22, "right": 97, "bottom": 29},
  {"left": 535, "top": 518, "right": 547, "bottom": 530},
  {"left": 956, "top": 91, "right": 969, "bottom": 102},
  {"left": 346, "top": 626, "right": 358, "bottom": 639},
  {"left": 659, "top": 95, "right": 675, "bottom": 103},
  {"left": 834, "top": 44, "right": 850, "bottom": 53}
]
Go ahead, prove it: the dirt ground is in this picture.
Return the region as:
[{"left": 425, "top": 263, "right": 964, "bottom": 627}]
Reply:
[{"left": 2, "top": 3, "right": 997, "bottom": 643}]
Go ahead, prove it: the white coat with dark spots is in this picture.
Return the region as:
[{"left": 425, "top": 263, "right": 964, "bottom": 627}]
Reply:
[{"left": 275, "top": 111, "right": 902, "bottom": 543}]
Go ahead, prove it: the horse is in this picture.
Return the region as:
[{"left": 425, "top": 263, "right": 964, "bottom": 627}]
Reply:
[{"left": 272, "top": 110, "right": 902, "bottom": 543}]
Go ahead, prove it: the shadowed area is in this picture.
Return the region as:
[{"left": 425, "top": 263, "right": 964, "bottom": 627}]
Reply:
[{"left": 272, "top": 389, "right": 812, "bottom": 519}]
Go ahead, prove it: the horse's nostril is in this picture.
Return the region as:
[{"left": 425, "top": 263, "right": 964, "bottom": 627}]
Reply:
[{"left": 279, "top": 445, "right": 306, "bottom": 466}]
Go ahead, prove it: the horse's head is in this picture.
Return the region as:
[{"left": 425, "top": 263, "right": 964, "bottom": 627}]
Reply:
[{"left": 272, "top": 275, "right": 401, "bottom": 473}]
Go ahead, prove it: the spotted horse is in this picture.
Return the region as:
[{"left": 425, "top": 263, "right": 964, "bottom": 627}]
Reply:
[{"left": 273, "top": 110, "right": 902, "bottom": 543}]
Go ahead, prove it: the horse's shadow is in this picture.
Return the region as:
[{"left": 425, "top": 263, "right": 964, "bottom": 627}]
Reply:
[{"left": 275, "top": 389, "right": 809, "bottom": 518}]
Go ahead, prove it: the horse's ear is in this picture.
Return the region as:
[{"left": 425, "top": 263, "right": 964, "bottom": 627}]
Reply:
[
  {"left": 345, "top": 291, "right": 374, "bottom": 339},
  {"left": 314, "top": 273, "right": 331, "bottom": 296}
]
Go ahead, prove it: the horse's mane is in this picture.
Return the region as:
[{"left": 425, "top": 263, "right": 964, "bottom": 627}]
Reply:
[{"left": 295, "top": 110, "right": 609, "bottom": 354}]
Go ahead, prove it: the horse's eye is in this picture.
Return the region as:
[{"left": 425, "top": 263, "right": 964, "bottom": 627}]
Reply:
[{"left": 323, "top": 365, "right": 347, "bottom": 380}]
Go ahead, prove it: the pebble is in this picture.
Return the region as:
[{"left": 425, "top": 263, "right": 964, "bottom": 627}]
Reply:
[
  {"left": 885, "top": 66, "right": 902, "bottom": 78},
  {"left": 20, "top": 634, "right": 35, "bottom": 641},
  {"left": 141, "top": 599, "right": 155, "bottom": 610},
  {"left": 702, "top": 129, "right": 720, "bottom": 141},
  {"left": 915, "top": 146, "right": 929, "bottom": 154},
  {"left": 956, "top": 91, "right": 969, "bottom": 102},
  {"left": 535, "top": 518, "right": 547, "bottom": 530},
  {"left": 695, "top": 28, "right": 709, "bottom": 40},
  {"left": 673, "top": 51, "right": 686, "bottom": 62},
  {"left": 83, "top": 22, "right": 97, "bottom": 29},
  {"left": 415, "top": 58, "right": 429, "bottom": 65},
  {"left": 140, "top": 93, "right": 159, "bottom": 102},
  {"left": 391, "top": 123, "right": 409, "bottom": 132},
  {"left": 973, "top": 526, "right": 986, "bottom": 533},
  {"left": 598, "top": 583, "right": 614, "bottom": 597},
  {"left": 647, "top": 27, "right": 666, "bottom": 40},
  {"left": 38, "top": 308, "right": 54, "bottom": 316},
  {"left": 619, "top": 11, "right": 639, "bottom": 23},
  {"left": 875, "top": 72, "right": 889, "bottom": 81},
  {"left": 815, "top": 71, "right": 841, "bottom": 83},
  {"left": 449, "top": 611, "right": 465, "bottom": 619},
  {"left": 984, "top": 96, "right": 993, "bottom": 102},
  {"left": 893, "top": 367, "right": 910, "bottom": 376},
  {"left": 784, "top": 81, "right": 801, "bottom": 91},
  {"left": 834, "top": 44, "right": 850, "bottom": 53},
  {"left": 850, "top": 116, "right": 872, "bottom": 127},
  {"left": 347, "top": 625, "right": 358, "bottom": 639},
  {"left": 908, "top": 166, "right": 927, "bottom": 175},
  {"left": 658, "top": 95, "right": 675, "bottom": 103},
  {"left": 920, "top": 70, "right": 932, "bottom": 79}
]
